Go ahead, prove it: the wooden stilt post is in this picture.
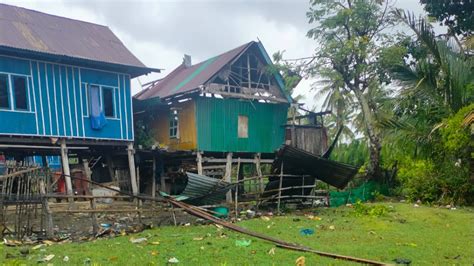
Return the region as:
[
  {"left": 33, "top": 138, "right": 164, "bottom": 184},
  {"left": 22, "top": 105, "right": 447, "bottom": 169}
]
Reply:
[
  {"left": 82, "top": 159, "right": 92, "bottom": 195},
  {"left": 59, "top": 139, "right": 73, "bottom": 201},
  {"left": 196, "top": 151, "right": 203, "bottom": 175},
  {"left": 160, "top": 156, "right": 166, "bottom": 193},
  {"left": 152, "top": 155, "right": 157, "bottom": 200},
  {"left": 224, "top": 152, "right": 233, "bottom": 203},
  {"left": 255, "top": 153, "right": 263, "bottom": 193},
  {"left": 235, "top": 158, "right": 240, "bottom": 218},
  {"left": 127, "top": 142, "right": 138, "bottom": 196},
  {"left": 277, "top": 162, "right": 284, "bottom": 215},
  {"left": 105, "top": 155, "right": 115, "bottom": 182}
]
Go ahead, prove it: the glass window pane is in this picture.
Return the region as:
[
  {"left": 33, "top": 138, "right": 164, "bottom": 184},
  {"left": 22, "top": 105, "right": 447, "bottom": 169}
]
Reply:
[
  {"left": 0, "top": 74, "right": 9, "bottom": 109},
  {"left": 103, "top": 87, "right": 114, "bottom": 117},
  {"left": 13, "top": 76, "right": 27, "bottom": 110}
]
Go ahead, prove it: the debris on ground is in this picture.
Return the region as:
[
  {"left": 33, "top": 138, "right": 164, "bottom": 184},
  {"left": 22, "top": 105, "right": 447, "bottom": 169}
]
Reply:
[
  {"left": 295, "top": 256, "right": 306, "bottom": 266},
  {"left": 329, "top": 225, "right": 335, "bottom": 230},
  {"left": 38, "top": 254, "right": 55, "bottom": 263},
  {"left": 235, "top": 239, "right": 252, "bottom": 247},
  {"left": 63, "top": 256, "right": 70, "bottom": 262},
  {"left": 130, "top": 237, "right": 147, "bottom": 244},
  {"left": 268, "top": 247, "right": 275, "bottom": 255},
  {"left": 393, "top": 258, "right": 412, "bottom": 265},
  {"left": 168, "top": 257, "right": 179, "bottom": 263},
  {"left": 299, "top": 228, "right": 314, "bottom": 236}
]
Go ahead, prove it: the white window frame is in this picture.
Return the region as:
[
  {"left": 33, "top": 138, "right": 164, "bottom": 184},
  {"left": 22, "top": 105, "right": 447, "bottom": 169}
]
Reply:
[{"left": 169, "top": 109, "right": 179, "bottom": 139}]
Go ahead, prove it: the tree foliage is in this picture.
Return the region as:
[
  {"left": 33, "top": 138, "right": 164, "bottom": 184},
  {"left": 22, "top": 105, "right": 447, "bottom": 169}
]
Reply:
[
  {"left": 420, "top": 0, "right": 474, "bottom": 37},
  {"left": 306, "top": 0, "right": 398, "bottom": 179}
]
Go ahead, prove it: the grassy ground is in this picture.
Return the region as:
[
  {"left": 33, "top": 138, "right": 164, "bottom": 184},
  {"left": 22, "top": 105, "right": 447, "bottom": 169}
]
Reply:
[{"left": 1, "top": 202, "right": 473, "bottom": 265}]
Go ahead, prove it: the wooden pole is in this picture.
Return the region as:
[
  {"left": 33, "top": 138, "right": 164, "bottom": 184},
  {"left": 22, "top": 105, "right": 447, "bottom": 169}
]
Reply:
[
  {"left": 59, "top": 139, "right": 73, "bottom": 201},
  {"left": 90, "top": 198, "right": 98, "bottom": 234},
  {"left": 82, "top": 159, "right": 92, "bottom": 196},
  {"left": 152, "top": 155, "right": 157, "bottom": 199},
  {"left": 224, "top": 152, "right": 233, "bottom": 203},
  {"left": 255, "top": 153, "right": 263, "bottom": 193},
  {"left": 277, "top": 162, "right": 284, "bottom": 215},
  {"left": 235, "top": 158, "right": 240, "bottom": 218},
  {"left": 127, "top": 142, "right": 138, "bottom": 196},
  {"left": 197, "top": 151, "right": 203, "bottom": 175}
]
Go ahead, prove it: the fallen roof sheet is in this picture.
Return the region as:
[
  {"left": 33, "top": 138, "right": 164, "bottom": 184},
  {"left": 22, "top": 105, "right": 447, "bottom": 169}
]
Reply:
[
  {"left": 0, "top": 4, "right": 152, "bottom": 73},
  {"left": 272, "top": 145, "right": 359, "bottom": 189},
  {"left": 178, "top": 172, "right": 233, "bottom": 205}
]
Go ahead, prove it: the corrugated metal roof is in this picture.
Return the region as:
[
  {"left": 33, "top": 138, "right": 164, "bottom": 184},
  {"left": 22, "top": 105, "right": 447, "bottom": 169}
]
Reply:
[
  {"left": 0, "top": 4, "right": 153, "bottom": 73},
  {"left": 180, "top": 172, "right": 233, "bottom": 205},
  {"left": 272, "top": 145, "right": 359, "bottom": 189},
  {"left": 134, "top": 42, "right": 253, "bottom": 100}
]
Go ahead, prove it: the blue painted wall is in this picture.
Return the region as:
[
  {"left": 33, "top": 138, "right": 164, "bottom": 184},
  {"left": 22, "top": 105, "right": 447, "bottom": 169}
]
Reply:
[{"left": 0, "top": 55, "right": 134, "bottom": 141}]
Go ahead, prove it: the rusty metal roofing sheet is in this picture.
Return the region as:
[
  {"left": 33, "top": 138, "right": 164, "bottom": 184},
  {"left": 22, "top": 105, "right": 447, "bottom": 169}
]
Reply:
[
  {"left": 272, "top": 145, "right": 359, "bottom": 189},
  {"left": 134, "top": 42, "right": 254, "bottom": 100},
  {"left": 0, "top": 4, "right": 149, "bottom": 70}
]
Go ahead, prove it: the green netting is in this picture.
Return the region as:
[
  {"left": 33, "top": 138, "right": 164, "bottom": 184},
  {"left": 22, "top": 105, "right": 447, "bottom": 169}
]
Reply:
[{"left": 329, "top": 181, "right": 389, "bottom": 207}]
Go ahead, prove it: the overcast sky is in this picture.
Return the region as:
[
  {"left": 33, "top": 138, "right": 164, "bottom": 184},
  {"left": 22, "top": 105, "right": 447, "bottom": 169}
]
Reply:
[{"left": 1, "top": 0, "right": 428, "bottom": 110}]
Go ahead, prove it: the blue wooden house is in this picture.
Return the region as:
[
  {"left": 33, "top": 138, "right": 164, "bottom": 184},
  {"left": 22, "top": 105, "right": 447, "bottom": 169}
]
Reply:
[{"left": 0, "top": 4, "right": 158, "bottom": 195}]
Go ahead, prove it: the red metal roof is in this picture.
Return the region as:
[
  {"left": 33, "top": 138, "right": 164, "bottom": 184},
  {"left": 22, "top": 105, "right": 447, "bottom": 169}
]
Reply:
[
  {"left": 135, "top": 42, "right": 254, "bottom": 100},
  {"left": 0, "top": 4, "right": 151, "bottom": 71}
]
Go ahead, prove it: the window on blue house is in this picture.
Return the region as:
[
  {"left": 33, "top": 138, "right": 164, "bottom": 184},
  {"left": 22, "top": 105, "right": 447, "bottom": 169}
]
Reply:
[
  {"left": 12, "top": 76, "right": 27, "bottom": 110},
  {"left": 0, "top": 74, "right": 9, "bottom": 109},
  {"left": 102, "top": 87, "right": 114, "bottom": 118},
  {"left": 169, "top": 109, "right": 179, "bottom": 138}
]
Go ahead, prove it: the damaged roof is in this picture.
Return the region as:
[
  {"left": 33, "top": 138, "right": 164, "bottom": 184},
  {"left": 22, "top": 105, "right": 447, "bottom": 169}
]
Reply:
[
  {"left": 134, "top": 41, "right": 289, "bottom": 101},
  {"left": 273, "top": 145, "right": 359, "bottom": 189},
  {"left": 0, "top": 4, "right": 158, "bottom": 76}
]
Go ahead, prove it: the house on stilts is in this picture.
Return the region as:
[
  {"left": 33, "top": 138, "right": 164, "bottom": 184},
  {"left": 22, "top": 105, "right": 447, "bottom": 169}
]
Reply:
[
  {"left": 134, "top": 41, "right": 296, "bottom": 198},
  {"left": 0, "top": 3, "right": 159, "bottom": 196}
]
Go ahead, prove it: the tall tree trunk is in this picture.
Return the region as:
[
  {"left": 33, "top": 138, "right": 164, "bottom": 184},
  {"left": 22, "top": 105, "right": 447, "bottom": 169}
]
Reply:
[{"left": 354, "top": 90, "right": 382, "bottom": 180}]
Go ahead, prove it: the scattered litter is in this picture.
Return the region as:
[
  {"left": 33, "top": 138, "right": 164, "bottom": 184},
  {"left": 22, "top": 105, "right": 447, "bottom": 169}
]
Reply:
[
  {"left": 38, "top": 254, "right": 55, "bottom": 263},
  {"left": 63, "top": 256, "right": 70, "bottom": 262},
  {"left": 42, "top": 240, "right": 55, "bottom": 246},
  {"left": 393, "top": 258, "right": 411, "bottom": 265},
  {"left": 84, "top": 258, "right": 91, "bottom": 265},
  {"left": 268, "top": 247, "right": 275, "bottom": 255},
  {"left": 299, "top": 229, "right": 314, "bottom": 236},
  {"left": 100, "top": 223, "right": 112, "bottom": 228},
  {"left": 168, "top": 257, "right": 179, "bottom": 264},
  {"left": 130, "top": 237, "right": 147, "bottom": 244},
  {"left": 150, "top": 241, "right": 160, "bottom": 245},
  {"left": 151, "top": 251, "right": 159, "bottom": 256},
  {"left": 3, "top": 238, "right": 22, "bottom": 246},
  {"left": 261, "top": 216, "right": 271, "bottom": 221},
  {"left": 246, "top": 210, "right": 256, "bottom": 219},
  {"left": 307, "top": 215, "right": 322, "bottom": 221},
  {"left": 32, "top": 244, "right": 45, "bottom": 250},
  {"left": 184, "top": 223, "right": 191, "bottom": 227},
  {"left": 329, "top": 225, "right": 335, "bottom": 230},
  {"left": 450, "top": 207, "right": 457, "bottom": 210},
  {"left": 193, "top": 237, "right": 204, "bottom": 241},
  {"left": 235, "top": 239, "right": 252, "bottom": 247},
  {"left": 413, "top": 204, "right": 419, "bottom": 208},
  {"left": 296, "top": 256, "right": 306, "bottom": 266}
]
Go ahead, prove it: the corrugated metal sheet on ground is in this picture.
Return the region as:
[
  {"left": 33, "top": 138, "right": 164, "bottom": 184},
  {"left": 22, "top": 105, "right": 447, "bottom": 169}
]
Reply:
[
  {"left": 272, "top": 145, "right": 359, "bottom": 189},
  {"left": 180, "top": 172, "right": 233, "bottom": 205},
  {"left": 0, "top": 3, "right": 146, "bottom": 68}
]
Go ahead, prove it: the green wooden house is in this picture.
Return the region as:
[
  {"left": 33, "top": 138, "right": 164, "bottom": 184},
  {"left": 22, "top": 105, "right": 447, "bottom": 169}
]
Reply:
[{"left": 134, "top": 41, "right": 291, "bottom": 195}]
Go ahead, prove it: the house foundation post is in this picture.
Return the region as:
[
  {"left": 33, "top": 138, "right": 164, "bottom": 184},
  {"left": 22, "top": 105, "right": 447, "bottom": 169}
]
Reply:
[
  {"left": 224, "top": 152, "right": 233, "bottom": 203},
  {"left": 127, "top": 142, "right": 138, "bottom": 196},
  {"left": 59, "top": 139, "right": 73, "bottom": 202}
]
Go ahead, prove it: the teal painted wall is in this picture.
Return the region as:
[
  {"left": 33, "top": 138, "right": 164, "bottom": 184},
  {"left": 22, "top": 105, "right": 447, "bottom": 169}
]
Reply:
[
  {"left": 195, "top": 97, "right": 288, "bottom": 153},
  {"left": 0, "top": 55, "right": 134, "bottom": 141}
]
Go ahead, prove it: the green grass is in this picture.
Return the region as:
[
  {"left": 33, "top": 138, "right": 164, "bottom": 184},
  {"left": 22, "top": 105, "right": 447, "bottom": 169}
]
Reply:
[{"left": 2, "top": 203, "right": 473, "bottom": 265}]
